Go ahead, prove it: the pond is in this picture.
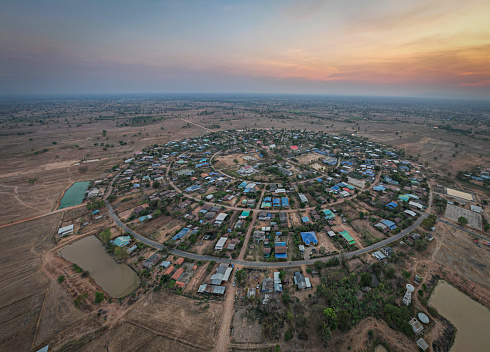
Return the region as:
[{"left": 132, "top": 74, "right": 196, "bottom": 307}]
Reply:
[
  {"left": 429, "top": 280, "right": 490, "bottom": 352},
  {"left": 61, "top": 236, "right": 140, "bottom": 298},
  {"left": 59, "top": 181, "right": 90, "bottom": 209}
]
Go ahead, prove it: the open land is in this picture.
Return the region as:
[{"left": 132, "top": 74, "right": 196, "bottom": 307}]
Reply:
[{"left": 1, "top": 95, "right": 489, "bottom": 352}]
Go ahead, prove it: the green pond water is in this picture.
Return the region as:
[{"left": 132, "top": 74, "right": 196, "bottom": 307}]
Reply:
[{"left": 59, "top": 181, "right": 90, "bottom": 209}]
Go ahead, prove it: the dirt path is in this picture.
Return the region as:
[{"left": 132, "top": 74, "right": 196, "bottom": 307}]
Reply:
[
  {"left": 180, "top": 118, "right": 215, "bottom": 132},
  {"left": 0, "top": 203, "right": 85, "bottom": 229},
  {"left": 215, "top": 281, "right": 237, "bottom": 352}
]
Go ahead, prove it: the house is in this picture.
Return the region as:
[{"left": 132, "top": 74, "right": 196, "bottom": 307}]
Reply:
[
  {"left": 301, "top": 231, "right": 318, "bottom": 245},
  {"left": 294, "top": 272, "right": 307, "bottom": 290},
  {"left": 409, "top": 201, "right": 424, "bottom": 210},
  {"left": 340, "top": 231, "right": 356, "bottom": 245},
  {"left": 57, "top": 224, "right": 74, "bottom": 237},
  {"left": 404, "top": 209, "right": 417, "bottom": 217},
  {"left": 214, "top": 213, "right": 228, "bottom": 226},
  {"left": 381, "top": 219, "right": 397, "bottom": 230},
  {"left": 227, "top": 239, "right": 240, "bottom": 251},
  {"left": 298, "top": 193, "right": 309, "bottom": 203},
  {"left": 386, "top": 201, "right": 398, "bottom": 209},
  {"left": 239, "top": 210, "right": 251, "bottom": 219},
  {"left": 372, "top": 251, "right": 386, "bottom": 260},
  {"left": 263, "top": 247, "right": 271, "bottom": 258},
  {"left": 258, "top": 211, "right": 269, "bottom": 221},
  {"left": 301, "top": 216, "right": 310, "bottom": 224},
  {"left": 281, "top": 197, "right": 290, "bottom": 208},
  {"left": 322, "top": 209, "right": 335, "bottom": 220},
  {"left": 171, "top": 267, "right": 185, "bottom": 281},
  {"left": 142, "top": 254, "right": 160, "bottom": 269},
  {"left": 113, "top": 236, "right": 131, "bottom": 247},
  {"left": 381, "top": 247, "right": 394, "bottom": 257},
  {"left": 164, "top": 265, "right": 175, "bottom": 276},
  {"left": 279, "top": 212, "right": 288, "bottom": 225},
  {"left": 273, "top": 272, "right": 283, "bottom": 292},
  {"left": 262, "top": 278, "right": 274, "bottom": 292},
  {"left": 275, "top": 242, "right": 288, "bottom": 259},
  {"left": 253, "top": 230, "right": 266, "bottom": 242},
  {"left": 215, "top": 237, "right": 228, "bottom": 251},
  {"left": 172, "top": 227, "right": 190, "bottom": 241}
]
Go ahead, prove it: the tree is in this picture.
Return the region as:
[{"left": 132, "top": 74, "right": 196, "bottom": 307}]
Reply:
[
  {"left": 323, "top": 308, "right": 338, "bottom": 330},
  {"left": 95, "top": 291, "right": 105, "bottom": 303},
  {"left": 279, "top": 270, "right": 286, "bottom": 282},
  {"left": 235, "top": 269, "right": 247, "bottom": 285},
  {"left": 360, "top": 272, "right": 372, "bottom": 287},
  {"left": 114, "top": 246, "right": 129, "bottom": 261},
  {"left": 337, "top": 309, "right": 351, "bottom": 331},
  {"left": 458, "top": 216, "right": 468, "bottom": 226},
  {"left": 415, "top": 239, "right": 428, "bottom": 252},
  {"left": 282, "top": 293, "right": 291, "bottom": 304},
  {"left": 99, "top": 228, "right": 111, "bottom": 244},
  {"left": 314, "top": 260, "right": 324, "bottom": 271},
  {"left": 385, "top": 266, "right": 396, "bottom": 279},
  {"left": 321, "top": 323, "right": 332, "bottom": 341},
  {"left": 57, "top": 275, "right": 65, "bottom": 284},
  {"left": 359, "top": 211, "right": 365, "bottom": 220}
]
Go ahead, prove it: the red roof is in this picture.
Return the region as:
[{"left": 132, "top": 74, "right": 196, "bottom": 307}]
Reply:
[
  {"left": 175, "top": 257, "right": 184, "bottom": 265},
  {"left": 164, "top": 265, "right": 175, "bottom": 276},
  {"left": 291, "top": 146, "right": 298, "bottom": 150},
  {"left": 175, "top": 281, "right": 186, "bottom": 288},
  {"left": 275, "top": 246, "right": 287, "bottom": 254},
  {"left": 171, "top": 267, "right": 184, "bottom": 281}
]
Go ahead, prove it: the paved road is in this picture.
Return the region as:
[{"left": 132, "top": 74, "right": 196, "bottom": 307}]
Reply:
[{"left": 105, "top": 200, "right": 428, "bottom": 268}]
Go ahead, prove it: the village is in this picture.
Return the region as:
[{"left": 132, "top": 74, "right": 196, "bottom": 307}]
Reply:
[{"left": 40, "top": 127, "right": 488, "bottom": 352}]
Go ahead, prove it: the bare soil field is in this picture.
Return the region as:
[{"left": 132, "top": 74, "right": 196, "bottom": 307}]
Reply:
[
  {"left": 231, "top": 308, "right": 263, "bottom": 344},
  {"left": 296, "top": 152, "right": 323, "bottom": 165},
  {"left": 214, "top": 153, "right": 252, "bottom": 169},
  {"left": 327, "top": 318, "right": 418, "bottom": 352},
  {"left": 1, "top": 99, "right": 489, "bottom": 351},
  {"left": 0, "top": 213, "right": 60, "bottom": 351}
]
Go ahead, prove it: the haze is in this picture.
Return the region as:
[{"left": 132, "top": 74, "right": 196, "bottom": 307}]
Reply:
[{"left": 1, "top": 0, "right": 489, "bottom": 97}]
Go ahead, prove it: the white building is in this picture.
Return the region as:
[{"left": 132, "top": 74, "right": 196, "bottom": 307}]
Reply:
[{"left": 215, "top": 237, "right": 228, "bottom": 251}]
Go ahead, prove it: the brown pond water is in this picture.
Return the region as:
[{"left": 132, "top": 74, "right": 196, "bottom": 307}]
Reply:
[
  {"left": 61, "top": 235, "right": 140, "bottom": 298},
  {"left": 429, "top": 280, "right": 490, "bottom": 352}
]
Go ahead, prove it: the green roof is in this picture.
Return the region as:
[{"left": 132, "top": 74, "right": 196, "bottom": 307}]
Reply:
[
  {"left": 339, "top": 231, "right": 356, "bottom": 244},
  {"left": 241, "top": 210, "right": 251, "bottom": 216}
]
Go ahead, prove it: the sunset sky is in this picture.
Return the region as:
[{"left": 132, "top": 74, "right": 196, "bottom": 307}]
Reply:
[{"left": 1, "top": 0, "right": 489, "bottom": 97}]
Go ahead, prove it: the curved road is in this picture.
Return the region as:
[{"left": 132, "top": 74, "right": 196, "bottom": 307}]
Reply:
[{"left": 105, "top": 199, "right": 428, "bottom": 268}]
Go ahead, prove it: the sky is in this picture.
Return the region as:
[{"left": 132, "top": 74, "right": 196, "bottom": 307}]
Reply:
[{"left": 1, "top": 0, "right": 489, "bottom": 97}]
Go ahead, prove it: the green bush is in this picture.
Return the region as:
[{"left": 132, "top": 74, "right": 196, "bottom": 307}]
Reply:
[{"left": 95, "top": 291, "right": 105, "bottom": 303}]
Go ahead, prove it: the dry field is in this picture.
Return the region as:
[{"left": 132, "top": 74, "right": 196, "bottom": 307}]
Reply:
[
  {"left": 296, "top": 152, "right": 323, "bottom": 165},
  {"left": 1, "top": 100, "right": 489, "bottom": 351},
  {"left": 0, "top": 214, "right": 60, "bottom": 351},
  {"left": 77, "top": 291, "right": 223, "bottom": 352}
]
